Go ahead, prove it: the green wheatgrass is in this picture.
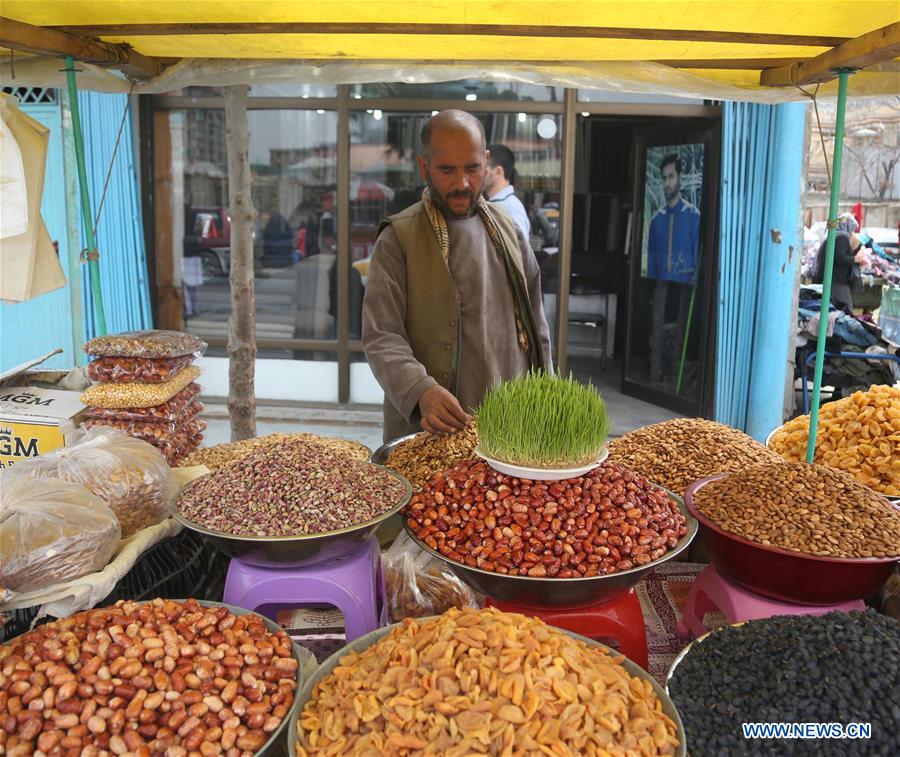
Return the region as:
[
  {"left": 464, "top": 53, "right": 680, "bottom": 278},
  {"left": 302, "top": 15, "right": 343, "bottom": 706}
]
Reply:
[{"left": 475, "top": 371, "right": 610, "bottom": 468}]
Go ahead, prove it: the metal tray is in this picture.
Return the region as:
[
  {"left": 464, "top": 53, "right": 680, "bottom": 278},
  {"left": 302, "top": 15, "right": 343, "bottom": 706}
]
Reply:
[
  {"left": 369, "top": 432, "right": 420, "bottom": 467},
  {"left": 288, "top": 619, "right": 687, "bottom": 757},
  {"left": 403, "top": 490, "right": 698, "bottom": 607},
  {"left": 174, "top": 467, "right": 412, "bottom": 567}
]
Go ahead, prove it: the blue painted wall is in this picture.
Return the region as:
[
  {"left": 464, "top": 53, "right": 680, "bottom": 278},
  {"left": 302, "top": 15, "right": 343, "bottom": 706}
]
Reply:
[
  {"left": 715, "top": 101, "right": 806, "bottom": 437},
  {"left": 0, "top": 102, "right": 76, "bottom": 372},
  {"left": 77, "top": 91, "right": 153, "bottom": 339},
  {"left": 0, "top": 91, "right": 152, "bottom": 375}
]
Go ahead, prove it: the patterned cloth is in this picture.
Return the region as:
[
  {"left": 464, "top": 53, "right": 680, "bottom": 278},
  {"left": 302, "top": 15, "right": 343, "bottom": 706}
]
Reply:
[{"left": 634, "top": 561, "right": 706, "bottom": 685}]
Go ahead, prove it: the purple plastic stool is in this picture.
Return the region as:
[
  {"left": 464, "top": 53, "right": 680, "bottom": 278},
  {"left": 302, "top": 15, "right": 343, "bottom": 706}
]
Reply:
[
  {"left": 678, "top": 564, "right": 866, "bottom": 638},
  {"left": 223, "top": 536, "right": 386, "bottom": 643}
]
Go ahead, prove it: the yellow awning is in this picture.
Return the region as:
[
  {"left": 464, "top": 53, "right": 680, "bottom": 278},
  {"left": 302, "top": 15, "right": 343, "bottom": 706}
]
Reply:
[{"left": 1, "top": 0, "right": 897, "bottom": 93}]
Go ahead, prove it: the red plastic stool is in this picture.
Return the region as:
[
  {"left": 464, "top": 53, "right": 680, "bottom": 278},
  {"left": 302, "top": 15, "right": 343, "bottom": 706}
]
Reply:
[
  {"left": 485, "top": 589, "right": 649, "bottom": 670},
  {"left": 677, "top": 564, "right": 866, "bottom": 639}
]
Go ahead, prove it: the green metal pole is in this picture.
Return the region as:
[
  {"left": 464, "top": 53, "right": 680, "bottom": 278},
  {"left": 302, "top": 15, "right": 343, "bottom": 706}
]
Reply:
[
  {"left": 807, "top": 69, "right": 852, "bottom": 463},
  {"left": 64, "top": 56, "right": 107, "bottom": 336}
]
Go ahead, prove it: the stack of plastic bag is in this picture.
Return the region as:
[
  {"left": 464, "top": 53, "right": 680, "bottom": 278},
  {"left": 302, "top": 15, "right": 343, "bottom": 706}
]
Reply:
[{"left": 80, "top": 330, "right": 207, "bottom": 465}]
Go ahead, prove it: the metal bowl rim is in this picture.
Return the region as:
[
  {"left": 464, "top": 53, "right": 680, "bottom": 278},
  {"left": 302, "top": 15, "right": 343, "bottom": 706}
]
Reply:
[
  {"left": 174, "top": 465, "right": 412, "bottom": 543},
  {"left": 685, "top": 474, "right": 900, "bottom": 564},
  {"left": 291, "top": 617, "right": 686, "bottom": 757},
  {"left": 369, "top": 433, "right": 422, "bottom": 465},
  {"left": 664, "top": 621, "right": 748, "bottom": 693},
  {"left": 403, "top": 488, "right": 698, "bottom": 584}
]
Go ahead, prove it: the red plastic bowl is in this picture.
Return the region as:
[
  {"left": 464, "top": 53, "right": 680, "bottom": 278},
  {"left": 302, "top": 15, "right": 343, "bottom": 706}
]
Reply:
[{"left": 684, "top": 475, "right": 899, "bottom": 605}]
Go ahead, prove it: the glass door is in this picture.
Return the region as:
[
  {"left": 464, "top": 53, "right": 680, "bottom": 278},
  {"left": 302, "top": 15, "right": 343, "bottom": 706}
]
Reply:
[{"left": 623, "top": 121, "right": 720, "bottom": 416}]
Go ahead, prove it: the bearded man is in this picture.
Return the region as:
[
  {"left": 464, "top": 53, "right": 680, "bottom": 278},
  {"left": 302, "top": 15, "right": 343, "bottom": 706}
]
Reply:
[{"left": 362, "top": 110, "right": 552, "bottom": 441}]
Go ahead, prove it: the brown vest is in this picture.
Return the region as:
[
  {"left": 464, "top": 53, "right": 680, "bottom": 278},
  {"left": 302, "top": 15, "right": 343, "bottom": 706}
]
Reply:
[{"left": 378, "top": 201, "right": 544, "bottom": 441}]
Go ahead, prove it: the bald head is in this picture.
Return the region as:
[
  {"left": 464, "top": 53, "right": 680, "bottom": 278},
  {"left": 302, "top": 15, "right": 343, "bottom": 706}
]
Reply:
[
  {"left": 421, "top": 110, "right": 486, "bottom": 157},
  {"left": 417, "top": 110, "right": 489, "bottom": 220}
]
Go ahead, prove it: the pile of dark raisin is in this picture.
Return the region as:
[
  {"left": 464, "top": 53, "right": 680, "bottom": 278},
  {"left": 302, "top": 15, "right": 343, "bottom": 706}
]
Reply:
[{"left": 668, "top": 610, "right": 900, "bottom": 755}]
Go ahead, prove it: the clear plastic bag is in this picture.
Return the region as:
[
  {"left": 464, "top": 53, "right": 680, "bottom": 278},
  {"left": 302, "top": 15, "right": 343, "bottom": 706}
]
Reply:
[
  {"left": 0, "top": 475, "right": 121, "bottom": 593},
  {"left": 82, "top": 412, "right": 206, "bottom": 448},
  {"left": 83, "top": 330, "right": 207, "bottom": 359},
  {"left": 84, "top": 384, "right": 202, "bottom": 422},
  {"left": 81, "top": 365, "right": 202, "bottom": 408},
  {"left": 5, "top": 427, "right": 177, "bottom": 538},
  {"left": 87, "top": 354, "right": 194, "bottom": 383},
  {"left": 382, "top": 531, "right": 478, "bottom": 621}
]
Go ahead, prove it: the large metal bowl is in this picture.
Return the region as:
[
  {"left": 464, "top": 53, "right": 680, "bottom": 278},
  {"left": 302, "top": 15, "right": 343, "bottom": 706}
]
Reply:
[
  {"left": 403, "top": 490, "right": 698, "bottom": 607},
  {"left": 288, "top": 618, "right": 687, "bottom": 757},
  {"left": 685, "top": 474, "right": 899, "bottom": 604},
  {"left": 174, "top": 467, "right": 412, "bottom": 567},
  {"left": 370, "top": 432, "right": 420, "bottom": 467},
  {"left": 370, "top": 433, "right": 423, "bottom": 547},
  {"left": 9, "top": 600, "right": 306, "bottom": 756}
]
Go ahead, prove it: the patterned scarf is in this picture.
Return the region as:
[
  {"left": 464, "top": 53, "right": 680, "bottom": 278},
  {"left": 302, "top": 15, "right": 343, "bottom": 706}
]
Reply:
[{"left": 421, "top": 186, "right": 538, "bottom": 360}]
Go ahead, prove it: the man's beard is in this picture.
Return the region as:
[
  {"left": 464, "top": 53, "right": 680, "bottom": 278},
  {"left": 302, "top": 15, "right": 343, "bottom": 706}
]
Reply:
[
  {"left": 427, "top": 180, "right": 478, "bottom": 219},
  {"left": 664, "top": 186, "right": 680, "bottom": 202}
]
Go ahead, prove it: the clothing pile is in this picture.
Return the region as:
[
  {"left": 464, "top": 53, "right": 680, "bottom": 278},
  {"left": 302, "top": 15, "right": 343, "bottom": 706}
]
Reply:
[
  {"left": 795, "top": 286, "right": 900, "bottom": 397},
  {"left": 801, "top": 232, "right": 900, "bottom": 286}
]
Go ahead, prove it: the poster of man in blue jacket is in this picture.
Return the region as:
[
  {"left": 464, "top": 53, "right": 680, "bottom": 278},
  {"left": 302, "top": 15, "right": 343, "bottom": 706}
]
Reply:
[
  {"left": 641, "top": 145, "right": 704, "bottom": 389},
  {"left": 645, "top": 153, "right": 701, "bottom": 283}
]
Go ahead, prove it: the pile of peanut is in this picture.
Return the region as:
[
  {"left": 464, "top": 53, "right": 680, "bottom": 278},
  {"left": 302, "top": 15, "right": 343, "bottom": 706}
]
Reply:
[
  {"left": 296, "top": 606, "right": 680, "bottom": 756},
  {"left": 694, "top": 461, "right": 900, "bottom": 558},
  {"left": 768, "top": 385, "right": 900, "bottom": 496},
  {"left": 406, "top": 460, "right": 687, "bottom": 577},
  {"left": 385, "top": 425, "right": 478, "bottom": 489},
  {"left": 182, "top": 433, "right": 370, "bottom": 470},
  {"left": 608, "top": 418, "right": 780, "bottom": 495},
  {"left": 0, "top": 598, "right": 299, "bottom": 756}
]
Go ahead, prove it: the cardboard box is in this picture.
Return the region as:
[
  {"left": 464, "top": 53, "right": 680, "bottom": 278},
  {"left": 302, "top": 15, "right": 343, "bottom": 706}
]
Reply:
[
  {"left": 0, "top": 350, "right": 88, "bottom": 469},
  {"left": 0, "top": 385, "right": 86, "bottom": 468}
]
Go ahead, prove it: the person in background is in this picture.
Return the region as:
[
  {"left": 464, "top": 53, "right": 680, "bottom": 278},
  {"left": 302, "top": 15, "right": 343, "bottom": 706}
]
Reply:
[
  {"left": 813, "top": 213, "right": 865, "bottom": 312},
  {"left": 363, "top": 111, "right": 552, "bottom": 441},
  {"left": 483, "top": 143, "right": 531, "bottom": 241}
]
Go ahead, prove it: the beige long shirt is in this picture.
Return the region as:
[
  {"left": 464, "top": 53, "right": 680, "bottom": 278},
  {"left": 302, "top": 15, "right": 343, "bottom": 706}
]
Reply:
[{"left": 363, "top": 215, "right": 553, "bottom": 440}]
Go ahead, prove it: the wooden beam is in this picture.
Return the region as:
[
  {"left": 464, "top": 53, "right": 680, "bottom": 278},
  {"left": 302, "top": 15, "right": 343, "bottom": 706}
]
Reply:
[
  {"left": 53, "top": 22, "right": 845, "bottom": 48},
  {"left": 761, "top": 22, "right": 900, "bottom": 86},
  {"left": 656, "top": 57, "right": 806, "bottom": 70},
  {"left": 0, "top": 16, "right": 161, "bottom": 79}
]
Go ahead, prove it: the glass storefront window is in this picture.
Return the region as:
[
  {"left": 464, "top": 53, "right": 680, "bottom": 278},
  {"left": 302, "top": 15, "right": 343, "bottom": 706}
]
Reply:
[
  {"left": 249, "top": 83, "right": 337, "bottom": 98},
  {"left": 346, "top": 110, "right": 563, "bottom": 343},
  {"left": 170, "top": 109, "right": 338, "bottom": 356},
  {"left": 351, "top": 80, "right": 562, "bottom": 102}
]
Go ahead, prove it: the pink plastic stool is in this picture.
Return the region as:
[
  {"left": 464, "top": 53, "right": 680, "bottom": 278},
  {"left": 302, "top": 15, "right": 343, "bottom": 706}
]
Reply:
[
  {"left": 223, "top": 536, "right": 386, "bottom": 643},
  {"left": 678, "top": 564, "right": 866, "bottom": 638},
  {"left": 486, "top": 589, "right": 649, "bottom": 670}
]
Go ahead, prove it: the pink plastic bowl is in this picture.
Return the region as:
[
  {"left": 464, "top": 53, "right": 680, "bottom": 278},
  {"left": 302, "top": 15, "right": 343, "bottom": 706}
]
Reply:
[{"left": 684, "top": 475, "right": 899, "bottom": 605}]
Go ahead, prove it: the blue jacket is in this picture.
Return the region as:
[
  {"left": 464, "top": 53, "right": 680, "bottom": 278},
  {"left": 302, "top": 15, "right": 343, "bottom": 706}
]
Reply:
[{"left": 647, "top": 198, "right": 701, "bottom": 284}]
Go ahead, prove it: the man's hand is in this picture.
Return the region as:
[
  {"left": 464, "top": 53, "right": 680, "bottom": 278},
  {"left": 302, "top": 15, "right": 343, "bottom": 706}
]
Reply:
[{"left": 418, "top": 385, "right": 472, "bottom": 435}]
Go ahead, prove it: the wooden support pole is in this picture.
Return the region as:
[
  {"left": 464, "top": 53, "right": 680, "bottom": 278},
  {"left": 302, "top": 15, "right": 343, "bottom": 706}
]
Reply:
[
  {"left": 223, "top": 85, "right": 257, "bottom": 441},
  {"left": 761, "top": 22, "right": 900, "bottom": 87},
  {"left": 0, "top": 16, "right": 161, "bottom": 80},
  {"left": 152, "top": 109, "right": 184, "bottom": 331}
]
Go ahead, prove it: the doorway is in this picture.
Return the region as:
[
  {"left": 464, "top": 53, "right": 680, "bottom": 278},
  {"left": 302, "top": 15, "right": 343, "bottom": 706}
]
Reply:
[{"left": 560, "top": 115, "right": 720, "bottom": 420}]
